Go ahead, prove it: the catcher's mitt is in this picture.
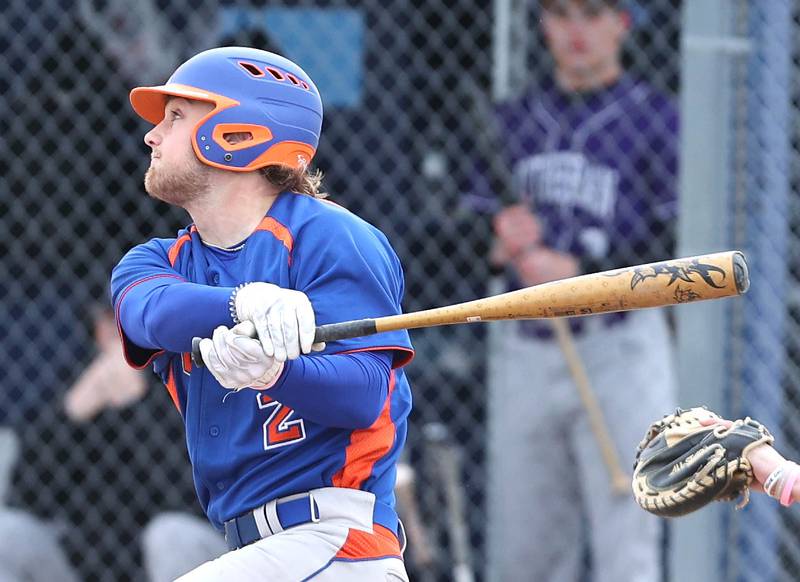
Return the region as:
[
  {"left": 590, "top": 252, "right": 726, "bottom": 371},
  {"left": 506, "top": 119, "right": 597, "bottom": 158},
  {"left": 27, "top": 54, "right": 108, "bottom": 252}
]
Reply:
[{"left": 632, "top": 407, "right": 774, "bottom": 517}]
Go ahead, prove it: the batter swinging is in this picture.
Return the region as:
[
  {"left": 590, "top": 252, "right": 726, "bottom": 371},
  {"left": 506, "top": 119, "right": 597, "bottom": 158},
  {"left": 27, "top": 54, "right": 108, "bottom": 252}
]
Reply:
[{"left": 111, "top": 47, "right": 413, "bottom": 581}]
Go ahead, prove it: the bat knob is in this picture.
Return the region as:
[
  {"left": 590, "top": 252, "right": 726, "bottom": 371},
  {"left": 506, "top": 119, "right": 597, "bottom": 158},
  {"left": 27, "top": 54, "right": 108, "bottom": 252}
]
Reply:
[
  {"left": 732, "top": 251, "right": 750, "bottom": 295},
  {"left": 191, "top": 337, "right": 205, "bottom": 368}
]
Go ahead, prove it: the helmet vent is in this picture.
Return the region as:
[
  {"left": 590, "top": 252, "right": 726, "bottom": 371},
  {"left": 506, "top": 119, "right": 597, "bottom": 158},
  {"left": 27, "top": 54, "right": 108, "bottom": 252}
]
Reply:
[
  {"left": 284, "top": 73, "right": 309, "bottom": 90},
  {"left": 266, "top": 67, "right": 285, "bottom": 81},
  {"left": 238, "top": 61, "right": 265, "bottom": 77},
  {"left": 265, "top": 67, "right": 310, "bottom": 91}
]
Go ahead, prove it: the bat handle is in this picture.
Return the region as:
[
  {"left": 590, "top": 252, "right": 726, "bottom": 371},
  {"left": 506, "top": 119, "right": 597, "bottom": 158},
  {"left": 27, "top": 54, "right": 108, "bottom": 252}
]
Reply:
[
  {"left": 190, "top": 318, "right": 379, "bottom": 368},
  {"left": 191, "top": 337, "right": 205, "bottom": 368},
  {"left": 314, "top": 319, "right": 378, "bottom": 343}
]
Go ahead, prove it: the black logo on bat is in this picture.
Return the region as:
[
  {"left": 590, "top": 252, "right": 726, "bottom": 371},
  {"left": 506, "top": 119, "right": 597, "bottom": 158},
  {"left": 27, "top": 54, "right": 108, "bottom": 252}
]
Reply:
[
  {"left": 628, "top": 260, "right": 726, "bottom": 291},
  {"left": 673, "top": 285, "right": 701, "bottom": 303}
]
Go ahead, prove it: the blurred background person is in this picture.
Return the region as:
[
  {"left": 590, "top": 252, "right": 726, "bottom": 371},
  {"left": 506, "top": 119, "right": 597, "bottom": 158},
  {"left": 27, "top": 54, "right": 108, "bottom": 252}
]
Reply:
[
  {"left": 469, "top": 1, "right": 679, "bottom": 580},
  {"left": 1, "top": 1, "right": 214, "bottom": 578},
  {"left": 0, "top": 429, "right": 79, "bottom": 582},
  {"left": 65, "top": 306, "right": 227, "bottom": 582}
]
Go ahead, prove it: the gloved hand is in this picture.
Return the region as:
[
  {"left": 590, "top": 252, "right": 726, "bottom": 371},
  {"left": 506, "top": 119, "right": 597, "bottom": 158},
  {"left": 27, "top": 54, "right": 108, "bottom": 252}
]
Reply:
[
  {"left": 233, "top": 282, "right": 325, "bottom": 362},
  {"left": 198, "top": 322, "right": 285, "bottom": 390},
  {"left": 632, "top": 407, "right": 774, "bottom": 517}
]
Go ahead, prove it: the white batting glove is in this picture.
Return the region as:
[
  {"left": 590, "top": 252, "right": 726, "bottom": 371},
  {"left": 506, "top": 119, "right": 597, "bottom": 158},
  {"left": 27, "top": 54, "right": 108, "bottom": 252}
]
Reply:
[
  {"left": 198, "top": 322, "right": 285, "bottom": 391},
  {"left": 233, "top": 282, "right": 325, "bottom": 362}
]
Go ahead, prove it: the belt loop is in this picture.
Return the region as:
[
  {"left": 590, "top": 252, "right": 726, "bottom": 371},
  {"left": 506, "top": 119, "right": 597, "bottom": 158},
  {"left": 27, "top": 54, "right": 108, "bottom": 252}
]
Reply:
[
  {"left": 308, "top": 493, "right": 320, "bottom": 523},
  {"left": 264, "top": 499, "right": 283, "bottom": 534},
  {"left": 396, "top": 518, "right": 407, "bottom": 554},
  {"left": 253, "top": 503, "right": 271, "bottom": 537}
]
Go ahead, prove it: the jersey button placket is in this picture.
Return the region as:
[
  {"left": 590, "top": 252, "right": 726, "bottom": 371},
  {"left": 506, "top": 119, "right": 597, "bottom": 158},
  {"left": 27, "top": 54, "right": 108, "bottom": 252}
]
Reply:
[{"left": 209, "top": 425, "right": 220, "bottom": 437}]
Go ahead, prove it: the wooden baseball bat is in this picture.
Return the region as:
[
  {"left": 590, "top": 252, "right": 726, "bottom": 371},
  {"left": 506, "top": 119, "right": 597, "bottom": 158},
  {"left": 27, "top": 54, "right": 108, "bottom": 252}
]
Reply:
[
  {"left": 191, "top": 250, "right": 749, "bottom": 367},
  {"left": 549, "top": 318, "right": 631, "bottom": 494}
]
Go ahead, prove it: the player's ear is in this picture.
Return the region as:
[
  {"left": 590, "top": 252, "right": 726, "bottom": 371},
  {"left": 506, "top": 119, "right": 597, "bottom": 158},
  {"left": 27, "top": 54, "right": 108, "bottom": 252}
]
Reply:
[
  {"left": 617, "top": 10, "right": 632, "bottom": 34},
  {"left": 608, "top": 8, "right": 630, "bottom": 46}
]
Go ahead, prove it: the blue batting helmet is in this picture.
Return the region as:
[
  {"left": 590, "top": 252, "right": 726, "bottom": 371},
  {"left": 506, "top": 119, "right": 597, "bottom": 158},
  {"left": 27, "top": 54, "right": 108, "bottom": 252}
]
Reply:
[{"left": 130, "top": 46, "right": 323, "bottom": 172}]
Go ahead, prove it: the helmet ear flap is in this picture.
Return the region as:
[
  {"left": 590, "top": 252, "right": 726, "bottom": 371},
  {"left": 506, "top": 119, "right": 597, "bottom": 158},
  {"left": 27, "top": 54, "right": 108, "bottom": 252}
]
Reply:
[
  {"left": 192, "top": 104, "right": 273, "bottom": 171},
  {"left": 192, "top": 107, "right": 316, "bottom": 172}
]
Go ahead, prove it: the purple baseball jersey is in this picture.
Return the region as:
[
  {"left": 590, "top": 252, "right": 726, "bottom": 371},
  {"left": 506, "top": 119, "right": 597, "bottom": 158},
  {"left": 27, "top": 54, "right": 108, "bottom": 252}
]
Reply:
[
  {"left": 111, "top": 192, "right": 414, "bottom": 530},
  {"left": 469, "top": 74, "right": 679, "bottom": 337}
]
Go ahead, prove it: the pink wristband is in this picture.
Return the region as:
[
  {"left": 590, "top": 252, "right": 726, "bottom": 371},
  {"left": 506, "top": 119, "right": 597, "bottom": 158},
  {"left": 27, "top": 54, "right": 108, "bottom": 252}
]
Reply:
[
  {"left": 780, "top": 464, "right": 800, "bottom": 507},
  {"left": 764, "top": 464, "right": 786, "bottom": 498}
]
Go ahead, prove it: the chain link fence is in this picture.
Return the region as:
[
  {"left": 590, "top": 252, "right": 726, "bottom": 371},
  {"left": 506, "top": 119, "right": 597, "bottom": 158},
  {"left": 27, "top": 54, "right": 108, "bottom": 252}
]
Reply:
[
  {"left": 724, "top": 1, "right": 799, "bottom": 581},
  {"left": 0, "top": 1, "right": 797, "bottom": 581}
]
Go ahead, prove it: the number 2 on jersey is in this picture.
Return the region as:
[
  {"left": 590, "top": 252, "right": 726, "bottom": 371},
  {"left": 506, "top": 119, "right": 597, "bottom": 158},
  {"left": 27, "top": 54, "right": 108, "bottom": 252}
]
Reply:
[{"left": 257, "top": 393, "right": 306, "bottom": 451}]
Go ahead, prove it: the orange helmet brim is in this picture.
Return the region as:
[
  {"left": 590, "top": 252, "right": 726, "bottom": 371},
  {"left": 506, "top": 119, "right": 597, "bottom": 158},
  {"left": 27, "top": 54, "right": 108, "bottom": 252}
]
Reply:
[{"left": 129, "top": 83, "right": 230, "bottom": 124}]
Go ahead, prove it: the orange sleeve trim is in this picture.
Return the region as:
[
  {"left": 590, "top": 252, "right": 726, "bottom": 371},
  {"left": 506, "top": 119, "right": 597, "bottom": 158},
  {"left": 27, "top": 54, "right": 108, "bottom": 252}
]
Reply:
[
  {"left": 334, "top": 523, "right": 402, "bottom": 560},
  {"left": 332, "top": 371, "right": 397, "bottom": 489},
  {"left": 335, "top": 345, "right": 415, "bottom": 369},
  {"left": 164, "top": 365, "right": 181, "bottom": 413},
  {"left": 255, "top": 217, "right": 294, "bottom": 259}
]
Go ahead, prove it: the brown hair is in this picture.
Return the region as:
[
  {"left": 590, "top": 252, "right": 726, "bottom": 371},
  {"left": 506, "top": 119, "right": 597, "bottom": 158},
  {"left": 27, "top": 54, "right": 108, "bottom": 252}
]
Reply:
[{"left": 260, "top": 165, "right": 327, "bottom": 199}]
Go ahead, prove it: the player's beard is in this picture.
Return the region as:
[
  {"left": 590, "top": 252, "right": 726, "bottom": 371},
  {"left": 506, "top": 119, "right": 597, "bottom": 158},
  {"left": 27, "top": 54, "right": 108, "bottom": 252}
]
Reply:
[{"left": 144, "top": 155, "right": 210, "bottom": 207}]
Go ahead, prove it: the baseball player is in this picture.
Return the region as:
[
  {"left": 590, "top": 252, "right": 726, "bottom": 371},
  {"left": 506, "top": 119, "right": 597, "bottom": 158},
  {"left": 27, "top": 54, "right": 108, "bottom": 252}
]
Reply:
[
  {"left": 111, "top": 46, "right": 413, "bottom": 581},
  {"left": 469, "top": 1, "right": 678, "bottom": 580}
]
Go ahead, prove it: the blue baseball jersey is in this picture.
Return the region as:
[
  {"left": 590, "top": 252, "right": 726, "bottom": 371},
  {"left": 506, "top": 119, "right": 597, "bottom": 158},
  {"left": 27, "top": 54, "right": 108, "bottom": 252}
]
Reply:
[{"left": 111, "top": 192, "right": 414, "bottom": 530}]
